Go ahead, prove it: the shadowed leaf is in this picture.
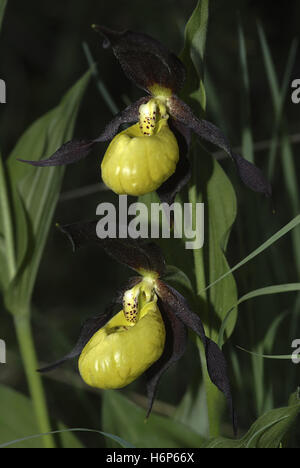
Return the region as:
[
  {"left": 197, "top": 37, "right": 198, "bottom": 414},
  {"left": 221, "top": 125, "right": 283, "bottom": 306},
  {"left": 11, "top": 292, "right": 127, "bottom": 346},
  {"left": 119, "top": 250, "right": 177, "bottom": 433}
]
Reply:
[{"left": 157, "top": 281, "right": 237, "bottom": 434}]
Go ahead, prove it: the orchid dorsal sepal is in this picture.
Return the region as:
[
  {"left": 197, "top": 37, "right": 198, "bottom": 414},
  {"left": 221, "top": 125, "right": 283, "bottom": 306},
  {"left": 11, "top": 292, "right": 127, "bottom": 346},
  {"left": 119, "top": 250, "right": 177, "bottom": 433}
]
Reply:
[{"left": 92, "top": 25, "right": 186, "bottom": 94}]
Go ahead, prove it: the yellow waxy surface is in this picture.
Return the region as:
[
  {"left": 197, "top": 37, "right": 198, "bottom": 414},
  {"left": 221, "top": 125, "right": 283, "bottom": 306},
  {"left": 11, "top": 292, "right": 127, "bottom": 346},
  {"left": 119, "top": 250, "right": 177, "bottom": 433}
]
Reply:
[
  {"left": 78, "top": 302, "right": 166, "bottom": 389},
  {"left": 148, "top": 84, "right": 172, "bottom": 99},
  {"left": 101, "top": 119, "right": 179, "bottom": 196}
]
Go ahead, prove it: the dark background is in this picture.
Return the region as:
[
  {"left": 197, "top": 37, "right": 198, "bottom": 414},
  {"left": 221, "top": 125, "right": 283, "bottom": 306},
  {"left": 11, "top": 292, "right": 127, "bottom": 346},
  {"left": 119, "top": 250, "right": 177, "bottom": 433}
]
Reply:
[{"left": 0, "top": 0, "right": 300, "bottom": 446}]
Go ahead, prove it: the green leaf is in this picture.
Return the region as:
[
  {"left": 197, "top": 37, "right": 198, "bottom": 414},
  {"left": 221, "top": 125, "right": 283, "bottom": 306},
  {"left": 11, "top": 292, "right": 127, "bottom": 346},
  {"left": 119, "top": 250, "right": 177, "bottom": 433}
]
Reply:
[
  {"left": 174, "top": 376, "right": 209, "bottom": 436},
  {"left": 236, "top": 346, "right": 299, "bottom": 362},
  {"left": 102, "top": 390, "right": 207, "bottom": 448},
  {"left": 0, "top": 153, "right": 14, "bottom": 290},
  {"left": 258, "top": 23, "right": 298, "bottom": 181},
  {"left": 238, "top": 20, "right": 254, "bottom": 164},
  {"left": 0, "top": 0, "right": 7, "bottom": 32},
  {"left": 203, "top": 152, "right": 238, "bottom": 341},
  {"left": 163, "top": 265, "right": 196, "bottom": 307},
  {"left": 218, "top": 283, "right": 300, "bottom": 347},
  {"left": 258, "top": 24, "right": 300, "bottom": 278},
  {"left": 180, "top": 0, "right": 209, "bottom": 112},
  {"left": 179, "top": 0, "right": 237, "bottom": 341},
  {"left": 189, "top": 145, "right": 238, "bottom": 342},
  {"left": 204, "top": 214, "right": 300, "bottom": 295},
  {"left": 57, "top": 423, "right": 85, "bottom": 449},
  {"left": 0, "top": 384, "right": 44, "bottom": 448},
  {"left": 177, "top": 1, "right": 237, "bottom": 436},
  {"left": 3, "top": 71, "right": 91, "bottom": 314},
  {"left": 0, "top": 384, "right": 84, "bottom": 448},
  {"left": 206, "top": 394, "right": 300, "bottom": 448}
]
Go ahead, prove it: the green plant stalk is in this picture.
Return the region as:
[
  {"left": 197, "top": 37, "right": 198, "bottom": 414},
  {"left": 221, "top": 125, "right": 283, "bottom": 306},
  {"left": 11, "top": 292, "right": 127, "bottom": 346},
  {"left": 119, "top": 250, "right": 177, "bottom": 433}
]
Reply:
[
  {"left": 0, "top": 155, "right": 16, "bottom": 281},
  {"left": 188, "top": 155, "right": 222, "bottom": 438},
  {"left": 82, "top": 42, "right": 119, "bottom": 116},
  {"left": 1, "top": 155, "right": 55, "bottom": 448},
  {"left": 14, "top": 313, "right": 55, "bottom": 449},
  {"left": 1, "top": 156, "right": 54, "bottom": 447},
  {"left": 0, "top": 155, "right": 55, "bottom": 448}
]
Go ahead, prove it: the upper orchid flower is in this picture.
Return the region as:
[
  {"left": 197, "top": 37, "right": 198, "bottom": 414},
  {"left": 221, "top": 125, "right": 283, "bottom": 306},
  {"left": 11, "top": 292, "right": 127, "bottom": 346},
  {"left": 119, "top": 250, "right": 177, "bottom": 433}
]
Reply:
[
  {"left": 19, "top": 26, "right": 271, "bottom": 204},
  {"left": 39, "top": 221, "right": 236, "bottom": 432}
]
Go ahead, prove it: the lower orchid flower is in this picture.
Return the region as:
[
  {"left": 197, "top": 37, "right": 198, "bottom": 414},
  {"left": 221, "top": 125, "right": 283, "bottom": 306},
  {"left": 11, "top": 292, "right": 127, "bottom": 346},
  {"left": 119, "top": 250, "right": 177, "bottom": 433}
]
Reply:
[
  {"left": 39, "top": 221, "right": 237, "bottom": 432},
  {"left": 19, "top": 26, "right": 271, "bottom": 205},
  {"left": 79, "top": 281, "right": 166, "bottom": 390}
]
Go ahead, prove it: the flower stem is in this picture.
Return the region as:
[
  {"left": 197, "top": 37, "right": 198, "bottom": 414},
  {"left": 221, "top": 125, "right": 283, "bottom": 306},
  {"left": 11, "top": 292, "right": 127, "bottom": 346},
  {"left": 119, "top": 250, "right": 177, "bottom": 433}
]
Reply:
[
  {"left": 0, "top": 154, "right": 16, "bottom": 281},
  {"left": 14, "top": 314, "right": 55, "bottom": 449},
  {"left": 188, "top": 153, "right": 222, "bottom": 439}
]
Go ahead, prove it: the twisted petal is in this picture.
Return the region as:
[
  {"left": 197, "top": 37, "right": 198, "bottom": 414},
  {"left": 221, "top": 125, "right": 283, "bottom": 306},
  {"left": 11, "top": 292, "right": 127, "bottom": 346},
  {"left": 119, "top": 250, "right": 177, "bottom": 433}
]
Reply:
[
  {"left": 93, "top": 26, "right": 186, "bottom": 94},
  {"left": 168, "top": 95, "right": 272, "bottom": 197},
  {"left": 58, "top": 221, "right": 166, "bottom": 277},
  {"left": 156, "top": 280, "right": 237, "bottom": 434},
  {"left": 37, "top": 281, "right": 135, "bottom": 372},
  {"left": 18, "top": 139, "right": 97, "bottom": 167},
  {"left": 145, "top": 297, "right": 188, "bottom": 417},
  {"left": 18, "top": 98, "right": 147, "bottom": 167}
]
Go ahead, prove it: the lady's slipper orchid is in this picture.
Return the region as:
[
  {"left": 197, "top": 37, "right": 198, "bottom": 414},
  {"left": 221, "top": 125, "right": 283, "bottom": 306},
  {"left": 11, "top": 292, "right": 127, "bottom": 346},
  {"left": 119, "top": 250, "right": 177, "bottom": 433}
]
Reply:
[
  {"left": 19, "top": 26, "right": 271, "bottom": 204},
  {"left": 39, "top": 221, "right": 237, "bottom": 432},
  {"left": 101, "top": 104, "right": 179, "bottom": 195},
  {"left": 79, "top": 284, "right": 166, "bottom": 389}
]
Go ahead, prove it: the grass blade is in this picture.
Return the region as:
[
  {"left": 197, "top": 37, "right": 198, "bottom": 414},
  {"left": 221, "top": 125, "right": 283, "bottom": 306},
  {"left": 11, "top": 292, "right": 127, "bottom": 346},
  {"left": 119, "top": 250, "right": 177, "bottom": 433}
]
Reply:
[
  {"left": 0, "top": 0, "right": 7, "bottom": 32},
  {"left": 0, "top": 428, "right": 134, "bottom": 449},
  {"left": 218, "top": 283, "right": 300, "bottom": 346},
  {"left": 204, "top": 215, "right": 300, "bottom": 294}
]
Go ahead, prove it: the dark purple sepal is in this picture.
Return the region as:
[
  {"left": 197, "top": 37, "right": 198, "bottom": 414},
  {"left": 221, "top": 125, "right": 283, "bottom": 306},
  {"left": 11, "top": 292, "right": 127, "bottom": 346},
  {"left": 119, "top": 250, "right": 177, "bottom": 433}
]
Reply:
[
  {"left": 59, "top": 221, "right": 166, "bottom": 277},
  {"left": 18, "top": 98, "right": 146, "bottom": 168},
  {"left": 93, "top": 25, "right": 186, "bottom": 94},
  {"left": 168, "top": 95, "right": 272, "bottom": 197},
  {"left": 231, "top": 152, "right": 272, "bottom": 196},
  {"left": 145, "top": 297, "right": 188, "bottom": 417},
  {"left": 156, "top": 280, "right": 237, "bottom": 435},
  {"left": 37, "top": 282, "right": 134, "bottom": 372}
]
